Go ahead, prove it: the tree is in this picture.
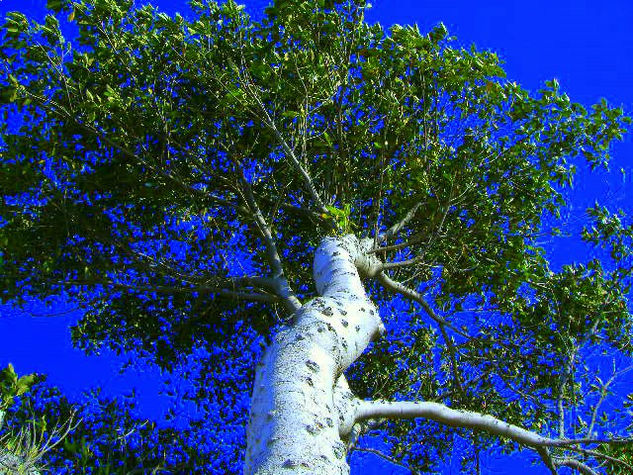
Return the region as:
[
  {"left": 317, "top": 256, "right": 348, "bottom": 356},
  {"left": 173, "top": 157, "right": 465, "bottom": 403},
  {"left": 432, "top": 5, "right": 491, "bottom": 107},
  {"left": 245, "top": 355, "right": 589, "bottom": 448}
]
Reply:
[
  {"left": 0, "top": 364, "right": 79, "bottom": 475},
  {"left": 1, "top": 0, "right": 632, "bottom": 472}
]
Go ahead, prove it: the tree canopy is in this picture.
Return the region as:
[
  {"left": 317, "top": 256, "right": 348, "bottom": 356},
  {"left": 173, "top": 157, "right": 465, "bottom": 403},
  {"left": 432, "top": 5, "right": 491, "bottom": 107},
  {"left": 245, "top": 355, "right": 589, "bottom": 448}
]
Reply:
[{"left": 1, "top": 0, "right": 632, "bottom": 472}]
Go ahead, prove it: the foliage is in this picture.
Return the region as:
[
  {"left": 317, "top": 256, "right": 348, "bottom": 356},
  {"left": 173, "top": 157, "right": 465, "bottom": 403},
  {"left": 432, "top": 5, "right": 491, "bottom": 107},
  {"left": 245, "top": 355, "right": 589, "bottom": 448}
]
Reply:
[
  {"left": 0, "top": 364, "right": 72, "bottom": 475},
  {"left": 1, "top": 0, "right": 632, "bottom": 472},
  {"left": 1, "top": 364, "right": 40, "bottom": 413},
  {"left": 1, "top": 379, "right": 224, "bottom": 473}
]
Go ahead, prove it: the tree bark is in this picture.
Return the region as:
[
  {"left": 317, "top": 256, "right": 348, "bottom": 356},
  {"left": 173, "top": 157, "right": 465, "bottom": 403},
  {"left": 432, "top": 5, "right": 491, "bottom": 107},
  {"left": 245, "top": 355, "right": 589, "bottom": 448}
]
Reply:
[
  {"left": 244, "top": 235, "right": 384, "bottom": 474},
  {"left": 243, "top": 235, "right": 613, "bottom": 475}
]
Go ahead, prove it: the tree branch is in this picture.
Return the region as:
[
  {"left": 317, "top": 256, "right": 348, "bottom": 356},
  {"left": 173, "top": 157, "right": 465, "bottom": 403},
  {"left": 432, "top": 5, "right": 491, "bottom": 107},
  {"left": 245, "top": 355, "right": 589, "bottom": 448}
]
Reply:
[
  {"left": 354, "top": 399, "right": 631, "bottom": 474},
  {"left": 53, "top": 278, "right": 281, "bottom": 304},
  {"left": 376, "top": 271, "right": 467, "bottom": 394},
  {"left": 350, "top": 447, "right": 419, "bottom": 474},
  {"left": 376, "top": 272, "right": 467, "bottom": 338},
  {"left": 553, "top": 458, "right": 599, "bottom": 475},
  {"left": 238, "top": 71, "right": 329, "bottom": 216},
  {"left": 234, "top": 159, "right": 301, "bottom": 313},
  {"left": 377, "top": 202, "right": 424, "bottom": 244},
  {"left": 566, "top": 445, "right": 633, "bottom": 472},
  {"left": 356, "top": 400, "right": 553, "bottom": 446}
]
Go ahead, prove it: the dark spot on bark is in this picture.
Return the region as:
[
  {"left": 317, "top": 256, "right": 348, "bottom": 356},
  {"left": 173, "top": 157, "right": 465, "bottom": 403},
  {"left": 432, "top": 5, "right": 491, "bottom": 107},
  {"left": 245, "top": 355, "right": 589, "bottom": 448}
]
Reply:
[
  {"left": 317, "top": 326, "right": 324, "bottom": 333},
  {"left": 340, "top": 310, "right": 347, "bottom": 316},
  {"left": 369, "top": 309, "right": 375, "bottom": 315},
  {"left": 322, "top": 307, "right": 333, "bottom": 317},
  {"left": 333, "top": 441, "right": 346, "bottom": 459},
  {"left": 296, "top": 334, "right": 305, "bottom": 341},
  {"left": 320, "top": 455, "right": 329, "bottom": 462},
  {"left": 341, "top": 319, "right": 348, "bottom": 327},
  {"left": 325, "top": 417, "right": 334, "bottom": 427},
  {"left": 306, "top": 360, "right": 320, "bottom": 372},
  {"left": 306, "top": 424, "right": 317, "bottom": 434},
  {"left": 332, "top": 251, "right": 340, "bottom": 256},
  {"left": 283, "top": 459, "right": 298, "bottom": 468},
  {"left": 355, "top": 325, "right": 360, "bottom": 332},
  {"left": 360, "top": 307, "right": 365, "bottom": 312},
  {"left": 306, "top": 376, "right": 314, "bottom": 386}
]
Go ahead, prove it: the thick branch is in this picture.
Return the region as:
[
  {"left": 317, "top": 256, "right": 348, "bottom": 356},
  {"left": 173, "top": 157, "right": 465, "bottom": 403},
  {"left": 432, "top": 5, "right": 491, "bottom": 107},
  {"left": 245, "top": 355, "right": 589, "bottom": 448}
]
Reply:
[
  {"left": 554, "top": 458, "right": 599, "bottom": 475},
  {"left": 356, "top": 400, "right": 553, "bottom": 446},
  {"left": 355, "top": 399, "right": 633, "bottom": 474}
]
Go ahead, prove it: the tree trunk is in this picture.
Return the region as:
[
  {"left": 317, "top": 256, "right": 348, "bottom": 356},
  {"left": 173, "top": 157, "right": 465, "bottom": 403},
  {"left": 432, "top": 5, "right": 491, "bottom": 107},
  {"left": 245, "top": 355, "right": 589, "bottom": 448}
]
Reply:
[{"left": 244, "top": 235, "right": 384, "bottom": 474}]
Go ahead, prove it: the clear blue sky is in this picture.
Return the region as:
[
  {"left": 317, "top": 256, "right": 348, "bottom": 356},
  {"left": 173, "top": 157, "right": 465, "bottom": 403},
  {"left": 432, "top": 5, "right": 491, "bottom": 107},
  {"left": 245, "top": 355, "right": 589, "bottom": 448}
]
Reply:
[{"left": 1, "top": 1, "right": 632, "bottom": 473}]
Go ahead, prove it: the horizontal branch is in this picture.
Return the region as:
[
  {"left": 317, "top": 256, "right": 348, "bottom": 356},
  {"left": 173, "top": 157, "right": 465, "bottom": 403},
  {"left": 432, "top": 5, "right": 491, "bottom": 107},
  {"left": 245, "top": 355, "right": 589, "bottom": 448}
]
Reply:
[
  {"left": 355, "top": 400, "right": 552, "bottom": 446},
  {"left": 355, "top": 399, "right": 633, "bottom": 474},
  {"left": 52, "top": 278, "right": 281, "bottom": 304}
]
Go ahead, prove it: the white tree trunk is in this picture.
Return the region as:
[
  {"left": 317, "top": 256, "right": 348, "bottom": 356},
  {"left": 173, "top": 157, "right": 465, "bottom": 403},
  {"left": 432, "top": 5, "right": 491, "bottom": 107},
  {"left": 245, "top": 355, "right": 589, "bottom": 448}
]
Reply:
[
  {"left": 243, "top": 235, "right": 603, "bottom": 475},
  {"left": 244, "top": 235, "right": 384, "bottom": 474}
]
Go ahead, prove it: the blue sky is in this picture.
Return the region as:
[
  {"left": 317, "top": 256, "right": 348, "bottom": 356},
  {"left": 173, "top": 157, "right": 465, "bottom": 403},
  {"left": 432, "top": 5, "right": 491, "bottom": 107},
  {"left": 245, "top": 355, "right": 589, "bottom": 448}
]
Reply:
[{"left": 1, "top": 0, "right": 632, "bottom": 473}]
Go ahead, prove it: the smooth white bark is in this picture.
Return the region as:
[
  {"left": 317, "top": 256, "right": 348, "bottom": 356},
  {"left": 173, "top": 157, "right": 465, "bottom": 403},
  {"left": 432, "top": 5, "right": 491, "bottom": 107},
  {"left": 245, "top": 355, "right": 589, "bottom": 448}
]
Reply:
[
  {"left": 244, "top": 236, "right": 384, "bottom": 474},
  {"left": 243, "top": 234, "right": 610, "bottom": 474},
  {"left": 355, "top": 400, "right": 552, "bottom": 446}
]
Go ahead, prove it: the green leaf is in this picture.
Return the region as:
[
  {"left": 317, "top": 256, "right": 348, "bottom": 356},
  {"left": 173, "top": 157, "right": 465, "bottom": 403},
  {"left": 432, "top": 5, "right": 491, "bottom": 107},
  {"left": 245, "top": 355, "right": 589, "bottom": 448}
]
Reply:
[
  {"left": 15, "top": 374, "right": 38, "bottom": 396},
  {"left": 281, "top": 111, "right": 300, "bottom": 119},
  {"left": 0, "top": 86, "right": 18, "bottom": 104},
  {"left": 46, "top": 0, "right": 64, "bottom": 13}
]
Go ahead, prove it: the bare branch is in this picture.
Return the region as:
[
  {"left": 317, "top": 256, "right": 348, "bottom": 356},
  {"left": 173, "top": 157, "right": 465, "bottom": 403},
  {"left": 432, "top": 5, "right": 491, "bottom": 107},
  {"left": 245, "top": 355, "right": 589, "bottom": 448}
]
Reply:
[
  {"left": 239, "top": 74, "right": 329, "bottom": 216},
  {"left": 376, "top": 272, "right": 468, "bottom": 338},
  {"left": 378, "top": 202, "right": 424, "bottom": 244},
  {"left": 554, "top": 458, "right": 599, "bottom": 475},
  {"left": 350, "top": 447, "right": 419, "bottom": 474},
  {"left": 234, "top": 159, "right": 301, "bottom": 313},
  {"left": 356, "top": 399, "right": 554, "bottom": 445},
  {"left": 587, "top": 364, "right": 633, "bottom": 438},
  {"left": 376, "top": 271, "right": 466, "bottom": 395}
]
